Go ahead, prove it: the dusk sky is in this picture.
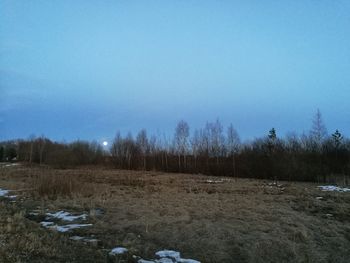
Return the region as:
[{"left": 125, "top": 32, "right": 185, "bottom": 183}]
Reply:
[{"left": 1, "top": 1, "right": 350, "bottom": 143}]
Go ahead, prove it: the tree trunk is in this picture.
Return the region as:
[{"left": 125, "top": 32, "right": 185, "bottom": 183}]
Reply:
[
  {"left": 194, "top": 156, "right": 197, "bottom": 172},
  {"left": 165, "top": 153, "right": 168, "bottom": 172},
  {"left": 233, "top": 154, "right": 237, "bottom": 181},
  {"left": 184, "top": 154, "right": 186, "bottom": 171},
  {"left": 29, "top": 142, "right": 33, "bottom": 165}
]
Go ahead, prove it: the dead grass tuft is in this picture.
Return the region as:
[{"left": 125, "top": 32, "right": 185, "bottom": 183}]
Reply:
[
  {"left": 32, "top": 172, "right": 95, "bottom": 199},
  {"left": 34, "top": 173, "right": 79, "bottom": 198},
  {"left": 111, "top": 175, "right": 147, "bottom": 188}
]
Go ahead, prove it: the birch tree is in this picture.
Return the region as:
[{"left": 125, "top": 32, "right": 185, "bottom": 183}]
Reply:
[
  {"left": 227, "top": 124, "right": 240, "bottom": 177},
  {"left": 136, "top": 129, "right": 149, "bottom": 170},
  {"left": 174, "top": 120, "right": 190, "bottom": 171},
  {"left": 310, "top": 109, "right": 327, "bottom": 150}
]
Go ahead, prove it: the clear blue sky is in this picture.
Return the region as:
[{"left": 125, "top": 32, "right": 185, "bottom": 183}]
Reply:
[{"left": 1, "top": 0, "right": 350, "bottom": 143}]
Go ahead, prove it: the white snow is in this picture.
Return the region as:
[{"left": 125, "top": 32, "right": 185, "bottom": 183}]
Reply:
[
  {"left": 133, "top": 250, "right": 200, "bottom": 263},
  {"left": 205, "top": 179, "right": 224, "bottom": 184},
  {"left": 40, "top": 221, "right": 92, "bottom": 232},
  {"left": 318, "top": 185, "right": 350, "bottom": 192},
  {"left": 29, "top": 212, "right": 39, "bottom": 216},
  {"left": 70, "top": 236, "right": 98, "bottom": 243},
  {"left": 268, "top": 183, "right": 283, "bottom": 187},
  {"left": 40, "top": 221, "right": 54, "bottom": 227},
  {"left": 46, "top": 211, "right": 87, "bottom": 222},
  {"left": 2, "top": 163, "right": 19, "bottom": 167},
  {"left": 0, "top": 189, "right": 17, "bottom": 199},
  {"left": 70, "top": 236, "right": 84, "bottom": 241},
  {"left": 110, "top": 247, "right": 128, "bottom": 255},
  {"left": 137, "top": 250, "right": 200, "bottom": 263},
  {"left": 155, "top": 250, "right": 181, "bottom": 261},
  {"left": 55, "top": 224, "right": 92, "bottom": 232},
  {"left": 84, "top": 238, "right": 98, "bottom": 243},
  {"left": 155, "top": 258, "right": 173, "bottom": 263},
  {"left": 0, "top": 188, "right": 17, "bottom": 202},
  {"left": 0, "top": 189, "right": 9, "bottom": 196},
  {"left": 178, "top": 259, "right": 201, "bottom": 263}
]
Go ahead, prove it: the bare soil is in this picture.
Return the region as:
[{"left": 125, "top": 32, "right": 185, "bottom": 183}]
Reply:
[{"left": 0, "top": 165, "right": 349, "bottom": 262}]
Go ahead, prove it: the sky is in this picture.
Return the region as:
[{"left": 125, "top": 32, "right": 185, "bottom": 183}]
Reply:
[{"left": 1, "top": 0, "right": 350, "bottom": 144}]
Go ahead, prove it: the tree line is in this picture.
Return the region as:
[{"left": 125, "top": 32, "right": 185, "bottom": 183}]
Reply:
[{"left": 1, "top": 110, "right": 349, "bottom": 183}]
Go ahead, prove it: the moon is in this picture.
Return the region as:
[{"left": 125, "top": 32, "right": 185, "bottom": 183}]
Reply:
[{"left": 103, "top": 141, "right": 108, "bottom": 146}]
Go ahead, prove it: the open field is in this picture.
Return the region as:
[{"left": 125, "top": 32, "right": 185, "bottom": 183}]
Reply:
[{"left": 0, "top": 164, "right": 349, "bottom": 262}]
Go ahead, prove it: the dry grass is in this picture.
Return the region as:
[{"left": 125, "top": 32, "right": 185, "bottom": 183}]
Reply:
[
  {"left": 34, "top": 173, "right": 80, "bottom": 198},
  {"left": 0, "top": 202, "right": 105, "bottom": 263},
  {"left": 0, "top": 165, "right": 349, "bottom": 262}
]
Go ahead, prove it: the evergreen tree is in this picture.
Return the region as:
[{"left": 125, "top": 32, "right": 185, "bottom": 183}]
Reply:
[
  {"left": 268, "top": 128, "right": 277, "bottom": 141},
  {"left": 332, "top": 129, "right": 343, "bottom": 149}
]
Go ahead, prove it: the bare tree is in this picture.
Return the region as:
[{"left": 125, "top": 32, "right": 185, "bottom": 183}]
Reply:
[
  {"left": 111, "top": 131, "right": 123, "bottom": 167},
  {"left": 200, "top": 124, "right": 211, "bottom": 169},
  {"left": 174, "top": 120, "right": 190, "bottom": 171},
  {"left": 310, "top": 109, "right": 327, "bottom": 150},
  {"left": 267, "top": 128, "right": 278, "bottom": 183},
  {"left": 148, "top": 134, "right": 158, "bottom": 170},
  {"left": 136, "top": 129, "right": 149, "bottom": 170},
  {"left": 191, "top": 129, "right": 201, "bottom": 171},
  {"left": 89, "top": 141, "right": 104, "bottom": 164},
  {"left": 28, "top": 135, "right": 36, "bottom": 165},
  {"left": 124, "top": 132, "right": 135, "bottom": 169},
  {"left": 162, "top": 133, "right": 171, "bottom": 171},
  {"left": 208, "top": 119, "right": 225, "bottom": 166},
  {"left": 285, "top": 132, "right": 301, "bottom": 153},
  {"left": 226, "top": 124, "right": 240, "bottom": 177},
  {"left": 300, "top": 132, "right": 313, "bottom": 151},
  {"left": 37, "top": 135, "right": 47, "bottom": 165}
]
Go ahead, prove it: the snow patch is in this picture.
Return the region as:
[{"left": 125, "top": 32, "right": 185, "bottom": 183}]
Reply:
[
  {"left": 110, "top": 247, "right": 128, "bottom": 255},
  {"left": 0, "top": 188, "right": 17, "bottom": 199},
  {"left": 156, "top": 258, "right": 174, "bottom": 263},
  {"left": 46, "top": 211, "right": 87, "bottom": 222},
  {"left": 55, "top": 224, "right": 92, "bottom": 232},
  {"left": 40, "top": 221, "right": 54, "bottom": 227},
  {"left": 1, "top": 163, "right": 20, "bottom": 167},
  {"left": 40, "top": 221, "right": 92, "bottom": 232},
  {"left": 29, "top": 212, "right": 39, "bottom": 216},
  {"left": 84, "top": 238, "right": 98, "bottom": 243},
  {"left": 318, "top": 185, "right": 350, "bottom": 192},
  {"left": 70, "top": 235, "right": 84, "bottom": 241},
  {"left": 205, "top": 179, "right": 224, "bottom": 184},
  {"left": 155, "top": 250, "right": 181, "bottom": 261},
  {"left": 178, "top": 259, "right": 201, "bottom": 263},
  {"left": 0, "top": 189, "right": 9, "bottom": 196},
  {"left": 70, "top": 236, "right": 99, "bottom": 243},
  {"left": 137, "top": 250, "right": 200, "bottom": 263}
]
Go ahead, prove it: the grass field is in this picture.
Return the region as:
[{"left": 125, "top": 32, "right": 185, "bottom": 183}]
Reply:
[{"left": 0, "top": 164, "right": 349, "bottom": 262}]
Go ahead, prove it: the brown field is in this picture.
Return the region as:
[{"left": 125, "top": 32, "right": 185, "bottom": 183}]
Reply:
[{"left": 0, "top": 164, "right": 349, "bottom": 263}]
